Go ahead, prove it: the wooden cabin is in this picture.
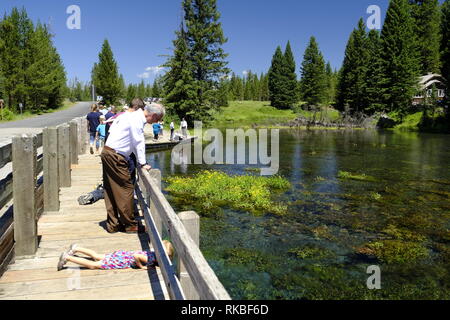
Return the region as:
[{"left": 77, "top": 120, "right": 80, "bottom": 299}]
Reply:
[{"left": 412, "top": 74, "right": 447, "bottom": 106}]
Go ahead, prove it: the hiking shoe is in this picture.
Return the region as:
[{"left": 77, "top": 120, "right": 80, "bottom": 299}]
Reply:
[
  {"left": 90, "top": 147, "right": 94, "bottom": 155},
  {"left": 57, "top": 252, "right": 69, "bottom": 271},
  {"left": 68, "top": 244, "right": 78, "bottom": 256}
]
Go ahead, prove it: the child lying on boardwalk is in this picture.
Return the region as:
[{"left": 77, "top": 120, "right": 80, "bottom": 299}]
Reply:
[{"left": 57, "top": 241, "right": 174, "bottom": 271}]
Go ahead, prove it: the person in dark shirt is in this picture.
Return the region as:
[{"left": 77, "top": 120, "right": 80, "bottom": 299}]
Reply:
[
  {"left": 104, "top": 106, "right": 116, "bottom": 141},
  {"left": 86, "top": 104, "right": 102, "bottom": 155}
]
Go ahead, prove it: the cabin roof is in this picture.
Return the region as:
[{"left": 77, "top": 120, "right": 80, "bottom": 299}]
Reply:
[{"left": 419, "top": 74, "right": 447, "bottom": 90}]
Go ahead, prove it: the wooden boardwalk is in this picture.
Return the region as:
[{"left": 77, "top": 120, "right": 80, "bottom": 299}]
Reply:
[{"left": 0, "top": 154, "right": 169, "bottom": 300}]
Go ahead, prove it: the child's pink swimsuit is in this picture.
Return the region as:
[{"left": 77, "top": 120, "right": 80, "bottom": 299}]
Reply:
[{"left": 101, "top": 250, "right": 156, "bottom": 270}]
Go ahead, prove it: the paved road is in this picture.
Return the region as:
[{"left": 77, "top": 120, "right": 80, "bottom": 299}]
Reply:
[
  {"left": 0, "top": 102, "right": 91, "bottom": 145},
  {"left": 0, "top": 102, "right": 91, "bottom": 180}
]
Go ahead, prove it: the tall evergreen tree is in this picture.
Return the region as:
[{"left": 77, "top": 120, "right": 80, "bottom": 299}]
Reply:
[
  {"left": 137, "top": 80, "right": 146, "bottom": 99},
  {"left": 325, "top": 62, "right": 337, "bottom": 105},
  {"left": 283, "top": 41, "right": 298, "bottom": 108},
  {"left": 381, "top": 0, "right": 421, "bottom": 115},
  {"left": 300, "top": 36, "right": 327, "bottom": 106},
  {"left": 24, "top": 22, "right": 51, "bottom": 109},
  {"left": 442, "top": 0, "right": 450, "bottom": 120},
  {"left": 163, "top": 24, "right": 199, "bottom": 120},
  {"left": 268, "top": 46, "right": 286, "bottom": 109},
  {"left": 409, "top": 0, "right": 442, "bottom": 74},
  {"left": 364, "top": 29, "right": 386, "bottom": 113},
  {"left": 0, "top": 8, "right": 26, "bottom": 110},
  {"left": 92, "top": 39, "right": 121, "bottom": 105},
  {"left": 182, "top": 0, "right": 229, "bottom": 120},
  {"left": 442, "top": 0, "right": 450, "bottom": 83},
  {"left": 336, "top": 19, "right": 369, "bottom": 113}
]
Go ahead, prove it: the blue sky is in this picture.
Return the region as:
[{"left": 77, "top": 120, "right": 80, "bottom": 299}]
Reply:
[{"left": 0, "top": 0, "right": 394, "bottom": 85}]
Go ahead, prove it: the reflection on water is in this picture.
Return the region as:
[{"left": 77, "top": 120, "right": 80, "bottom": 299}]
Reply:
[{"left": 147, "top": 129, "right": 450, "bottom": 300}]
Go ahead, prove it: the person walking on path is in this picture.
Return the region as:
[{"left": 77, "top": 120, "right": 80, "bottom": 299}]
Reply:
[
  {"left": 152, "top": 122, "right": 162, "bottom": 141},
  {"left": 57, "top": 241, "right": 174, "bottom": 271},
  {"left": 181, "top": 118, "right": 188, "bottom": 138},
  {"left": 101, "top": 98, "right": 165, "bottom": 234},
  {"left": 170, "top": 121, "right": 175, "bottom": 141},
  {"left": 87, "top": 104, "right": 102, "bottom": 155},
  {"left": 104, "top": 106, "right": 116, "bottom": 141},
  {"left": 95, "top": 116, "right": 107, "bottom": 154}
]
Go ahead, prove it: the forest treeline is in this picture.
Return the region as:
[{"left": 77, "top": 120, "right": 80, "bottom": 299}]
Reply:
[{"left": 0, "top": 8, "right": 67, "bottom": 116}]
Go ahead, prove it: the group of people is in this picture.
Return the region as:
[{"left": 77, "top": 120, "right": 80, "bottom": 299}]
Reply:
[
  {"left": 57, "top": 98, "right": 174, "bottom": 272},
  {"left": 152, "top": 118, "right": 188, "bottom": 142}
]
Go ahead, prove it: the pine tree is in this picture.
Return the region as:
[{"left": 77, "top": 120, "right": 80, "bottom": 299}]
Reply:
[
  {"left": 381, "top": 0, "right": 421, "bottom": 115},
  {"left": 442, "top": 0, "right": 450, "bottom": 121},
  {"left": 145, "top": 83, "right": 153, "bottom": 98},
  {"left": 183, "top": 0, "right": 229, "bottom": 119},
  {"left": 26, "top": 22, "right": 53, "bottom": 110},
  {"left": 268, "top": 46, "right": 286, "bottom": 108},
  {"left": 364, "top": 29, "right": 386, "bottom": 113},
  {"left": 325, "top": 62, "right": 337, "bottom": 105},
  {"left": 0, "top": 8, "right": 25, "bottom": 110},
  {"left": 300, "top": 36, "right": 327, "bottom": 106},
  {"left": 283, "top": 41, "right": 298, "bottom": 108},
  {"left": 336, "top": 19, "right": 369, "bottom": 113},
  {"left": 442, "top": 0, "right": 450, "bottom": 84},
  {"left": 118, "top": 75, "right": 126, "bottom": 100},
  {"left": 92, "top": 39, "right": 121, "bottom": 105},
  {"left": 409, "top": 0, "right": 442, "bottom": 74},
  {"left": 163, "top": 24, "right": 199, "bottom": 120},
  {"left": 137, "top": 80, "right": 146, "bottom": 99},
  {"left": 126, "top": 84, "right": 136, "bottom": 104}
]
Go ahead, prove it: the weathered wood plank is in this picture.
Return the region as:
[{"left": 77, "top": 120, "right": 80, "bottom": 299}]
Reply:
[
  {"left": 0, "top": 173, "right": 13, "bottom": 211},
  {"left": 43, "top": 127, "right": 60, "bottom": 213},
  {"left": 138, "top": 168, "right": 231, "bottom": 300},
  {"left": 12, "top": 134, "right": 38, "bottom": 258},
  {"left": 0, "top": 244, "right": 14, "bottom": 279},
  {"left": 178, "top": 211, "right": 200, "bottom": 300},
  {"left": 69, "top": 120, "right": 79, "bottom": 165},
  {"left": 135, "top": 184, "right": 185, "bottom": 300},
  {"left": 57, "top": 125, "right": 71, "bottom": 188},
  {"left": 0, "top": 271, "right": 158, "bottom": 298},
  {"left": 0, "top": 283, "right": 162, "bottom": 300},
  {"left": 0, "top": 143, "right": 12, "bottom": 171}
]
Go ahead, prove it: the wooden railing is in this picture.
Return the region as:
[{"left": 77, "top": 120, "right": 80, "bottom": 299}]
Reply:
[
  {"left": 0, "top": 116, "right": 230, "bottom": 301},
  {"left": 0, "top": 117, "right": 89, "bottom": 277},
  {"left": 136, "top": 168, "right": 231, "bottom": 300}
]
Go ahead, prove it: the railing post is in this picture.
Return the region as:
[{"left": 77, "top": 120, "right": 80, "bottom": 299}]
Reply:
[
  {"left": 80, "top": 118, "right": 88, "bottom": 155},
  {"left": 58, "top": 125, "right": 71, "bottom": 188},
  {"left": 177, "top": 211, "right": 200, "bottom": 300},
  {"left": 12, "top": 134, "right": 38, "bottom": 258},
  {"left": 149, "top": 169, "right": 163, "bottom": 236},
  {"left": 43, "top": 127, "right": 60, "bottom": 213},
  {"left": 69, "top": 120, "right": 79, "bottom": 165}
]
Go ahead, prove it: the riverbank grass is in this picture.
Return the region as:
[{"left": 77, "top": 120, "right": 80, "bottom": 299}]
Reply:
[
  {"left": 165, "top": 170, "right": 291, "bottom": 216},
  {"left": 0, "top": 100, "right": 77, "bottom": 123},
  {"left": 210, "top": 101, "right": 298, "bottom": 128}
]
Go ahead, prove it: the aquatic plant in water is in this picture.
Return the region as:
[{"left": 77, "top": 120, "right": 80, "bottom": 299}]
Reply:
[
  {"left": 357, "top": 240, "right": 429, "bottom": 264},
  {"left": 338, "top": 171, "right": 377, "bottom": 182},
  {"left": 165, "top": 170, "right": 291, "bottom": 216}
]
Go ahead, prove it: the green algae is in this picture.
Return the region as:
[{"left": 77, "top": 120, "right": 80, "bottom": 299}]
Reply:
[
  {"left": 357, "top": 240, "right": 429, "bottom": 264},
  {"left": 288, "top": 245, "right": 336, "bottom": 260},
  {"left": 338, "top": 171, "right": 377, "bottom": 182},
  {"left": 165, "top": 170, "right": 291, "bottom": 217}
]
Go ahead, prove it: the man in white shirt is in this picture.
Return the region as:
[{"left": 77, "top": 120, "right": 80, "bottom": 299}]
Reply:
[
  {"left": 181, "top": 118, "right": 188, "bottom": 138},
  {"left": 101, "top": 98, "right": 165, "bottom": 234}
]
